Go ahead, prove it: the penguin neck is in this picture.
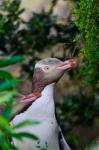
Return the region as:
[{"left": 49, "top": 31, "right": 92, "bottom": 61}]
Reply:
[
  {"left": 41, "top": 83, "right": 55, "bottom": 100},
  {"left": 29, "top": 83, "right": 56, "bottom": 119},
  {"left": 35, "top": 83, "right": 55, "bottom": 107}
]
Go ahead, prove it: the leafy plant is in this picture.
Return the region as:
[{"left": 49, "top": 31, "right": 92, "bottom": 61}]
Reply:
[
  {"left": 74, "top": 0, "right": 99, "bottom": 89},
  {"left": 0, "top": 55, "right": 39, "bottom": 150},
  {"left": 56, "top": 0, "right": 99, "bottom": 149},
  {"left": 0, "top": 116, "right": 38, "bottom": 150}
]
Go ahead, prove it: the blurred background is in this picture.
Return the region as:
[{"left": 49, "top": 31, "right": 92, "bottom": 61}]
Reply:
[{"left": 0, "top": 0, "right": 99, "bottom": 150}]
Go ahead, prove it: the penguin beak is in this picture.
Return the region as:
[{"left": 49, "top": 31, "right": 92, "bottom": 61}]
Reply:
[{"left": 56, "top": 59, "right": 77, "bottom": 70}]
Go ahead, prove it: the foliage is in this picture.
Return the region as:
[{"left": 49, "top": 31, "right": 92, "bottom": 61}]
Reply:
[
  {"left": 85, "top": 138, "right": 99, "bottom": 150},
  {"left": 0, "top": 0, "right": 78, "bottom": 73},
  {"left": 0, "top": 55, "right": 39, "bottom": 150},
  {"left": 57, "top": 0, "right": 99, "bottom": 149},
  {"left": 74, "top": 0, "right": 99, "bottom": 89},
  {"left": 0, "top": 116, "right": 38, "bottom": 150}
]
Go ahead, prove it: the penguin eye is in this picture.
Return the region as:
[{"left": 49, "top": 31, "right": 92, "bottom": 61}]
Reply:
[{"left": 44, "top": 66, "right": 50, "bottom": 71}]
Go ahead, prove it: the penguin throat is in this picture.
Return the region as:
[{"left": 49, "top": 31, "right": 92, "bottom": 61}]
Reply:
[{"left": 32, "top": 79, "right": 45, "bottom": 93}]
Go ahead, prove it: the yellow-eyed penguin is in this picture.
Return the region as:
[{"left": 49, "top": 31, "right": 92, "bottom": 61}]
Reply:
[{"left": 11, "top": 58, "right": 77, "bottom": 150}]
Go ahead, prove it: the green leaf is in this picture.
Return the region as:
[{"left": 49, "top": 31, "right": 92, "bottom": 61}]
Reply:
[
  {"left": 10, "top": 132, "right": 38, "bottom": 141},
  {"left": 0, "top": 142, "right": 11, "bottom": 150},
  {"left": 0, "top": 116, "right": 11, "bottom": 130},
  {"left": 0, "top": 79, "right": 20, "bottom": 92},
  {"left": 13, "top": 120, "right": 39, "bottom": 129},
  {"left": 0, "top": 70, "right": 13, "bottom": 80},
  {"left": 17, "top": 8, "right": 25, "bottom": 15},
  {"left": 0, "top": 55, "right": 24, "bottom": 68},
  {"left": 0, "top": 91, "right": 16, "bottom": 104},
  {"left": 2, "top": 104, "right": 13, "bottom": 120}
]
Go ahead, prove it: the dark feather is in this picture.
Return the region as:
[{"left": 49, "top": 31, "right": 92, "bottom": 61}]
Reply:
[{"left": 58, "top": 130, "right": 71, "bottom": 150}]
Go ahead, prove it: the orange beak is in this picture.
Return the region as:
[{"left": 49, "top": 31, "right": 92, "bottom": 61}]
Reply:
[{"left": 56, "top": 59, "right": 77, "bottom": 70}]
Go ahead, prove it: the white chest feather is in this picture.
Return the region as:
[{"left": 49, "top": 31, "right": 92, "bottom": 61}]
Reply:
[{"left": 11, "top": 84, "right": 60, "bottom": 150}]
